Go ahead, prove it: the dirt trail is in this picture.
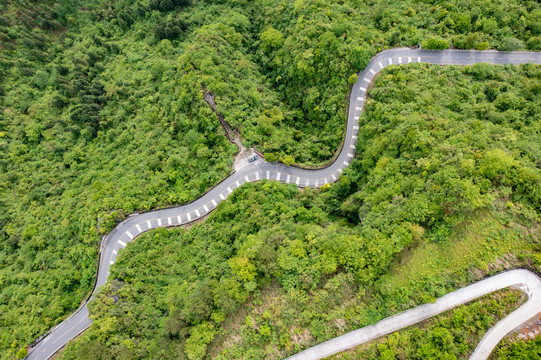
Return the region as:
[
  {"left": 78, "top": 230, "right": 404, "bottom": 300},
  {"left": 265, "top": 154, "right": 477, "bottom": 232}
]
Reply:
[{"left": 203, "top": 91, "right": 264, "bottom": 171}]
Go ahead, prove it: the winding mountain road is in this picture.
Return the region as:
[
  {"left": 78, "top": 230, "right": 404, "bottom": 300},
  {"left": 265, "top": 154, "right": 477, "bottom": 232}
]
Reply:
[{"left": 27, "top": 48, "right": 541, "bottom": 360}]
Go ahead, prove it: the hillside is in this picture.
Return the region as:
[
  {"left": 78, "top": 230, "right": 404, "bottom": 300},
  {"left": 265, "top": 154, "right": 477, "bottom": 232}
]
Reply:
[
  {"left": 59, "top": 64, "right": 540, "bottom": 359},
  {"left": 0, "top": 0, "right": 540, "bottom": 359}
]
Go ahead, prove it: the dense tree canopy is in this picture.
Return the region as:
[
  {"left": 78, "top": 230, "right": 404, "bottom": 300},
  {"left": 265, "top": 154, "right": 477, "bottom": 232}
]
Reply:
[
  {"left": 0, "top": 0, "right": 539, "bottom": 358},
  {"left": 60, "top": 65, "right": 540, "bottom": 359}
]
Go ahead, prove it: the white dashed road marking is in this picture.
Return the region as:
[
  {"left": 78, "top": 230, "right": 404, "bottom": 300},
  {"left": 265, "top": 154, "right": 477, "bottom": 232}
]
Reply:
[
  {"left": 187, "top": 213, "right": 192, "bottom": 221},
  {"left": 227, "top": 187, "right": 232, "bottom": 194},
  {"left": 177, "top": 215, "right": 182, "bottom": 223},
  {"left": 408, "top": 56, "right": 411, "bottom": 63},
  {"left": 118, "top": 240, "right": 126, "bottom": 248},
  {"left": 157, "top": 219, "right": 162, "bottom": 226},
  {"left": 204, "top": 205, "right": 209, "bottom": 212},
  {"left": 167, "top": 217, "right": 172, "bottom": 225},
  {"left": 136, "top": 224, "right": 142, "bottom": 232},
  {"left": 126, "top": 231, "right": 133, "bottom": 239},
  {"left": 296, "top": 177, "right": 300, "bottom": 185},
  {"left": 370, "top": 69, "right": 375, "bottom": 74},
  {"left": 245, "top": 176, "right": 250, "bottom": 182},
  {"left": 287, "top": 175, "right": 291, "bottom": 183},
  {"left": 379, "top": 62, "right": 383, "bottom": 68},
  {"left": 344, "top": 160, "right": 350, "bottom": 166},
  {"left": 220, "top": 193, "right": 225, "bottom": 200},
  {"left": 418, "top": 56, "right": 421, "bottom": 62},
  {"left": 113, "top": 250, "right": 117, "bottom": 255},
  {"left": 332, "top": 174, "right": 337, "bottom": 181},
  {"left": 364, "top": 77, "right": 370, "bottom": 83},
  {"left": 398, "top": 57, "right": 402, "bottom": 64},
  {"left": 388, "top": 58, "right": 392, "bottom": 65},
  {"left": 147, "top": 220, "right": 151, "bottom": 228},
  {"left": 360, "top": 87, "right": 366, "bottom": 92},
  {"left": 195, "top": 209, "right": 200, "bottom": 217},
  {"left": 212, "top": 199, "right": 217, "bottom": 207},
  {"left": 256, "top": 172, "right": 260, "bottom": 180}
]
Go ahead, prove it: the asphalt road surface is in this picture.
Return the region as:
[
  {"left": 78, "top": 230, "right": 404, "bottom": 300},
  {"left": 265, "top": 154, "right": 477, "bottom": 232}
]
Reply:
[{"left": 27, "top": 48, "right": 541, "bottom": 360}]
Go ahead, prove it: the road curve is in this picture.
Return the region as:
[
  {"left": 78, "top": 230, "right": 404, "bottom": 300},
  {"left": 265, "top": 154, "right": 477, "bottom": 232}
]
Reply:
[
  {"left": 27, "top": 48, "right": 541, "bottom": 359},
  {"left": 286, "top": 269, "right": 541, "bottom": 360}
]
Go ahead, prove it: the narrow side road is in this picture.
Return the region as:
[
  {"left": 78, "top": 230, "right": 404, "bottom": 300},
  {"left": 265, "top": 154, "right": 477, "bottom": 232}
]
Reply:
[
  {"left": 286, "top": 269, "right": 541, "bottom": 360},
  {"left": 27, "top": 49, "right": 541, "bottom": 360}
]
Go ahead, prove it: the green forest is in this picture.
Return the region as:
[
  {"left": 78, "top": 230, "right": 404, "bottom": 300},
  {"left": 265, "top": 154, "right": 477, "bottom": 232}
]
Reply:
[
  {"left": 60, "top": 64, "right": 541, "bottom": 360},
  {"left": 0, "top": 0, "right": 540, "bottom": 359}
]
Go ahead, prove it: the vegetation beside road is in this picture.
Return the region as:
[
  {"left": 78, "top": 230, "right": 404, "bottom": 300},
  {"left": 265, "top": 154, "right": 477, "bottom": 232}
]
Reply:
[
  {"left": 330, "top": 289, "right": 525, "bottom": 360},
  {"left": 492, "top": 336, "right": 541, "bottom": 359},
  {"left": 60, "top": 64, "right": 540, "bottom": 359},
  {"left": 1, "top": 0, "right": 540, "bottom": 358}
]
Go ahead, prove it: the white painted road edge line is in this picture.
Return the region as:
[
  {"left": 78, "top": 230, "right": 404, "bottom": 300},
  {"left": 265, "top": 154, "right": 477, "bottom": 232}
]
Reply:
[{"left": 27, "top": 49, "right": 541, "bottom": 360}]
